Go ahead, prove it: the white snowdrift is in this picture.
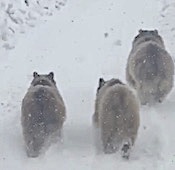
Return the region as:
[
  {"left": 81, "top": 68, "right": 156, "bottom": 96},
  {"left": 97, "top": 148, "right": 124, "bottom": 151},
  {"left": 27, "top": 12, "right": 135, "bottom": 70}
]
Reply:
[{"left": 0, "top": 0, "right": 67, "bottom": 50}]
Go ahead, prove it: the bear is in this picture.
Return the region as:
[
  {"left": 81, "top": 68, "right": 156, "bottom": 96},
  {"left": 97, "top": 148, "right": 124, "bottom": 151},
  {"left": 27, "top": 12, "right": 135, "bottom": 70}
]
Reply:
[
  {"left": 21, "top": 72, "right": 66, "bottom": 157},
  {"left": 126, "top": 29, "right": 174, "bottom": 105},
  {"left": 92, "top": 78, "right": 140, "bottom": 159}
]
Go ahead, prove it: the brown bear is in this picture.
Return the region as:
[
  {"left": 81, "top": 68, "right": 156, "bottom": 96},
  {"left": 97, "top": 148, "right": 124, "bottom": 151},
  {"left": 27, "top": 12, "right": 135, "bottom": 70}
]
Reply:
[
  {"left": 93, "top": 78, "right": 140, "bottom": 159},
  {"left": 21, "top": 72, "right": 66, "bottom": 157},
  {"left": 126, "top": 29, "right": 174, "bottom": 105}
]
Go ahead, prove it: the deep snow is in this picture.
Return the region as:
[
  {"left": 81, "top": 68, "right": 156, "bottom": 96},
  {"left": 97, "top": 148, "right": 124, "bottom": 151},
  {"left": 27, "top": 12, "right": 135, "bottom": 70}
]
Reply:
[
  {"left": 0, "top": 0, "right": 67, "bottom": 51},
  {"left": 1, "top": 0, "right": 175, "bottom": 169}
]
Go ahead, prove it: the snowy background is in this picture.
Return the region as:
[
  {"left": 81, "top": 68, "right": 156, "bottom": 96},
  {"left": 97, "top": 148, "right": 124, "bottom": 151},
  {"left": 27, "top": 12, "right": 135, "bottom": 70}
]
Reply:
[
  {"left": 0, "top": 0, "right": 67, "bottom": 50},
  {"left": 0, "top": 0, "right": 175, "bottom": 169}
]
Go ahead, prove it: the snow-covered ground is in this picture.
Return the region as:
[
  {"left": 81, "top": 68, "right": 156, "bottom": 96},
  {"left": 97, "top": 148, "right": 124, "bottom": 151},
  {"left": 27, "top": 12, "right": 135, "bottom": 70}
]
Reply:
[
  {"left": 1, "top": 0, "right": 175, "bottom": 169},
  {"left": 0, "top": 0, "right": 67, "bottom": 51}
]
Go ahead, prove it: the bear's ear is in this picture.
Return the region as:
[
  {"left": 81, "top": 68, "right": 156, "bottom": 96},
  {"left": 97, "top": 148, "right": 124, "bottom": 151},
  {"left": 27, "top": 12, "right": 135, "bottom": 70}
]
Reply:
[
  {"left": 33, "top": 71, "right": 39, "bottom": 78},
  {"left": 48, "top": 72, "right": 54, "bottom": 79},
  {"left": 154, "top": 29, "right": 158, "bottom": 34},
  {"left": 99, "top": 78, "right": 105, "bottom": 88},
  {"left": 139, "top": 29, "right": 143, "bottom": 34}
]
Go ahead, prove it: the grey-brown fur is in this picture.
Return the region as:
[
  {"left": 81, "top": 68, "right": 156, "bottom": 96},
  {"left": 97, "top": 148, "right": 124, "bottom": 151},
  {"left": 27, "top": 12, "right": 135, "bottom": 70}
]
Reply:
[
  {"left": 21, "top": 72, "right": 66, "bottom": 157},
  {"left": 93, "top": 78, "right": 140, "bottom": 159},
  {"left": 126, "top": 29, "right": 174, "bottom": 105}
]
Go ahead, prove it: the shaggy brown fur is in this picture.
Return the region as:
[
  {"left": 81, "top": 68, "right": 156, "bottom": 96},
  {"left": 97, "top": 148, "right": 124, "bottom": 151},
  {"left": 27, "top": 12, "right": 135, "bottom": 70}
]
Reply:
[
  {"left": 93, "top": 78, "right": 140, "bottom": 159},
  {"left": 21, "top": 72, "right": 66, "bottom": 157},
  {"left": 126, "top": 29, "right": 174, "bottom": 105}
]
